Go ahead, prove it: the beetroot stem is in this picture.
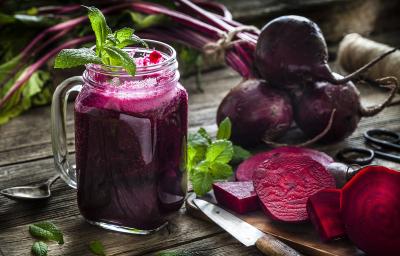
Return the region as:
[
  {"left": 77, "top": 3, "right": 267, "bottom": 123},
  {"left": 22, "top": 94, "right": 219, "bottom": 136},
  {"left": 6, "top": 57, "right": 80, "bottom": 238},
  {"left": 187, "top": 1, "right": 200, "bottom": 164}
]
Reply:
[{"left": 359, "top": 76, "right": 398, "bottom": 117}]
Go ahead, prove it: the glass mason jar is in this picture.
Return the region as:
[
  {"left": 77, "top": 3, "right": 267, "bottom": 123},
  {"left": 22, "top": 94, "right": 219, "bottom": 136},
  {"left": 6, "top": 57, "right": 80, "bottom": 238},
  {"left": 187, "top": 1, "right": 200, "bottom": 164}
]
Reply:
[{"left": 51, "top": 40, "right": 188, "bottom": 234}]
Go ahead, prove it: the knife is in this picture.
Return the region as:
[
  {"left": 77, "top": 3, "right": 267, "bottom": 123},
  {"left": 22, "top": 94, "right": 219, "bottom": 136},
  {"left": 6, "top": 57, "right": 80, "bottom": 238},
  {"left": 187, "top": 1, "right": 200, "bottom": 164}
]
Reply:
[{"left": 193, "top": 199, "right": 301, "bottom": 256}]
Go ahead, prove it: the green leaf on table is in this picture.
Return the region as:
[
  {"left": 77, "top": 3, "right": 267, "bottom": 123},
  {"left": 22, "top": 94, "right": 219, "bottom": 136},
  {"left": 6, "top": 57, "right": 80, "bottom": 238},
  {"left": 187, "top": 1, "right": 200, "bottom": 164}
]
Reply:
[
  {"left": 31, "top": 241, "right": 48, "bottom": 256},
  {"left": 54, "top": 48, "right": 102, "bottom": 68},
  {"left": 205, "top": 140, "right": 233, "bottom": 164},
  {"left": 29, "top": 221, "right": 64, "bottom": 244},
  {"left": 83, "top": 6, "right": 111, "bottom": 54},
  {"left": 128, "top": 12, "right": 168, "bottom": 30},
  {"left": 231, "top": 145, "right": 251, "bottom": 164},
  {"left": 216, "top": 117, "right": 232, "bottom": 140},
  {"left": 89, "top": 240, "right": 106, "bottom": 256},
  {"left": 103, "top": 46, "right": 136, "bottom": 75}
]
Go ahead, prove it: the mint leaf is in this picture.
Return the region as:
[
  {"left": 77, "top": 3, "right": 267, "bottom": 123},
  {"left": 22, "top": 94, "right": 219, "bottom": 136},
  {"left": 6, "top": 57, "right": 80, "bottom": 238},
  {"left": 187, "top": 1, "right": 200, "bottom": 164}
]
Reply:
[
  {"left": 217, "top": 118, "right": 232, "bottom": 140},
  {"left": 191, "top": 165, "right": 213, "bottom": 196},
  {"left": 54, "top": 48, "right": 102, "bottom": 68},
  {"left": 205, "top": 140, "right": 233, "bottom": 164},
  {"left": 198, "top": 128, "right": 212, "bottom": 144},
  {"left": 103, "top": 46, "right": 136, "bottom": 75},
  {"left": 114, "top": 27, "right": 134, "bottom": 42},
  {"left": 187, "top": 145, "right": 205, "bottom": 175},
  {"left": 29, "top": 221, "right": 64, "bottom": 244},
  {"left": 31, "top": 241, "right": 48, "bottom": 256},
  {"left": 89, "top": 240, "right": 106, "bottom": 256},
  {"left": 209, "top": 162, "right": 233, "bottom": 179},
  {"left": 84, "top": 6, "right": 111, "bottom": 55},
  {"left": 231, "top": 145, "right": 251, "bottom": 164}
]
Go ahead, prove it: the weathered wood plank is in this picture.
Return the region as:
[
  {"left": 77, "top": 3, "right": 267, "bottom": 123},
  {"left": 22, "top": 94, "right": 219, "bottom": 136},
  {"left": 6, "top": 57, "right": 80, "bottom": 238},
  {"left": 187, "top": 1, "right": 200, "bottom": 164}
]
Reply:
[{"left": 146, "top": 232, "right": 261, "bottom": 256}]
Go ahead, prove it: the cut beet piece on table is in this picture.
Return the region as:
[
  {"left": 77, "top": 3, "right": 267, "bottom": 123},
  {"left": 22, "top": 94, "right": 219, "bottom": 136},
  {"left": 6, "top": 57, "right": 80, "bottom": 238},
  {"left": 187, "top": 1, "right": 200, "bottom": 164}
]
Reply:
[
  {"left": 253, "top": 155, "right": 336, "bottom": 222},
  {"left": 213, "top": 181, "right": 259, "bottom": 214},
  {"left": 236, "top": 146, "right": 333, "bottom": 181},
  {"left": 307, "top": 189, "right": 345, "bottom": 241},
  {"left": 341, "top": 166, "right": 400, "bottom": 256}
]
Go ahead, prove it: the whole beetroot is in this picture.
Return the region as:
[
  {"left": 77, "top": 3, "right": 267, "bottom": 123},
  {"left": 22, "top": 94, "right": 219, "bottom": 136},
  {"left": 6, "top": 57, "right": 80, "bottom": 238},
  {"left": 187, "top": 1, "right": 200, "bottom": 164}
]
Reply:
[
  {"left": 216, "top": 79, "right": 293, "bottom": 147},
  {"left": 254, "top": 15, "right": 395, "bottom": 89},
  {"left": 294, "top": 74, "right": 397, "bottom": 143}
]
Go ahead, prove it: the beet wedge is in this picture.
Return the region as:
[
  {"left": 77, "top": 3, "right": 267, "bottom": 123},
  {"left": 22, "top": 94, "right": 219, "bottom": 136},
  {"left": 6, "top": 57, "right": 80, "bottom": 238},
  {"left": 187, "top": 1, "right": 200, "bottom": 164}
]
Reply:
[
  {"left": 253, "top": 155, "right": 336, "bottom": 222},
  {"left": 307, "top": 189, "right": 345, "bottom": 241},
  {"left": 213, "top": 181, "right": 259, "bottom": 214},
  {"left": 341, "top": 166, "right": 400, "bottom": 256},
  {"left": 236, "top": 146, "right": 333, "bottom": 181}
]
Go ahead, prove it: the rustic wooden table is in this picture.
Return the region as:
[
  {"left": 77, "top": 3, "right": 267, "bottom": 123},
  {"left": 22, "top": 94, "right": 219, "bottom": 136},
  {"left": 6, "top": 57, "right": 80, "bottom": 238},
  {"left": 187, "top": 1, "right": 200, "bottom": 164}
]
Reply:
[{"left": 0, "top": 67, "right": 399, "bottom": 256}]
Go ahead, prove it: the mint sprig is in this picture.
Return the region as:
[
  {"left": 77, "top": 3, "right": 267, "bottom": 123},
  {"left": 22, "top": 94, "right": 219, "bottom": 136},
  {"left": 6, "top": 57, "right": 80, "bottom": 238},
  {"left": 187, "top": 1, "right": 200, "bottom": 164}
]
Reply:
[
  {"left": 188, "top": 118, "right": 251, "bottom": 196},
  {"left": 54, "top": 6, "right": 145, "bottom": 76}
]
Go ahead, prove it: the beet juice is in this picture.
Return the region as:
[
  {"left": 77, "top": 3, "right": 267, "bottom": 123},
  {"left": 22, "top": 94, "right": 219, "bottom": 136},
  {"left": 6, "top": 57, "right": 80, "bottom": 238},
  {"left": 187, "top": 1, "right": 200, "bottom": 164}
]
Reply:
[{"left": 51, "top": 40, "right": 187, "bottom": 234}]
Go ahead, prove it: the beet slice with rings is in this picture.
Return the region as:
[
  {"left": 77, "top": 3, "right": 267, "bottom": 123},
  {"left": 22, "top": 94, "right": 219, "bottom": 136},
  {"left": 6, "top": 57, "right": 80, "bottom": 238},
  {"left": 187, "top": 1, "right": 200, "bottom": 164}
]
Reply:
[
  {"left": 213, "top": 181, "right": 259, "bottom": 214},
  {"left": 236, "top": 146, "right": 333, "bottom": 181},
  {"left": 253, "top": 155, "right": 336, "bottom": 222},
  {"left": 307, "top": 188, "right": 345, "bottom": 241},
  {"left": 341, "top": 166, "right": 400, "bottom": 255}
]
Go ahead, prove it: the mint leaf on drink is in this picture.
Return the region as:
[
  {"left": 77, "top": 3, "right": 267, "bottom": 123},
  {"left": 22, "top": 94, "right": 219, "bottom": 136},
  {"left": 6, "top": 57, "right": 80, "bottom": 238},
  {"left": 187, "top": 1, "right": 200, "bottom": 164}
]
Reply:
[
  {"left": 216, "top": 117, "right": 232, "bottom": 140},
  {"left": 54, "top": 48, "right": 102, "bottom": 68},
  {"left": 29, "top": 221, "right": 64, "bottom": 244},
  {"left": 103, "top": 46, "right": 136, "bottom": 75},
  {"left": 83, "top": 6, "right": 111, "bottom": 55},
  {"left": 31, "top": 241, "right": 48, "bottom": 256},
  {"left": 54, "top": 6, "right": 146, "bottom": 77},
  {"left": 89, "top": 240, "right": 106, "bottom": 256}
]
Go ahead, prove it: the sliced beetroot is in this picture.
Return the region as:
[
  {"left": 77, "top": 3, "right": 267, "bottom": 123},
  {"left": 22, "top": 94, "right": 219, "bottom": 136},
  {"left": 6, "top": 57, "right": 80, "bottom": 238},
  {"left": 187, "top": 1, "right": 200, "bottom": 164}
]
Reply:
[
  {"left": 341, "top": 166, "right": 400, "bottom": 255},
  {"left": 253, "top": 155, "right": 336, "bottom": 222},
  {"left": 307, "top": 189, "right": 345, "bottom": 242},
  {"left": 236, "top": 146, "right": 333, "bottom": 181},
  {"left": 213, "top": 181, "right": 259, "bottom": 214}
]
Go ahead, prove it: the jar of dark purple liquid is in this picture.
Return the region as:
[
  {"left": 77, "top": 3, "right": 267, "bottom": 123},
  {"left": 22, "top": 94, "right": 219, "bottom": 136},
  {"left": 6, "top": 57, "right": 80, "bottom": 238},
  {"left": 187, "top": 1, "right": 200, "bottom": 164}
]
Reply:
[{"left": 51, "top": 40, "right": 188, "bottom": 234}]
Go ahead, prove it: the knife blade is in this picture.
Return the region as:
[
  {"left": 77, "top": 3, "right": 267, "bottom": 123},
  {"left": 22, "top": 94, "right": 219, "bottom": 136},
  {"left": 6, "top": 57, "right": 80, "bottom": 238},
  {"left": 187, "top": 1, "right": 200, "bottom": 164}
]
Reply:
[{"left": 193, "top": 199, "right": 301, "bottom": 256}]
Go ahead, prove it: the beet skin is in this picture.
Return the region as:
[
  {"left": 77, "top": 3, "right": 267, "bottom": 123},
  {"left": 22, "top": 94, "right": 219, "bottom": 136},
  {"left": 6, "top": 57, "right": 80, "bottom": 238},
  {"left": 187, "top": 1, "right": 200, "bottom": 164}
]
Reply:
[
  {"left": 253, "top": 155, "right": 336, "bottom": 222},
  {"left": 307, "top": 189, "right": 345, "bottom": 242},
  {"left": 255, "top": 15, "right": 333, "bottom": 89},
  {"left": 236, "top": 146, "right": 333, "bottom": 181},
  {"left": 213, "top": 181, "right": 259, "bottom": 214},
  {"left": 341, "top": 166, "right": 400, "bottom": 255},
  {"left": 294, "top": 76, "right": 361, "bottom": 143},
  {"left": 217, "top": 79, "right": 293, "bottom": 147}
]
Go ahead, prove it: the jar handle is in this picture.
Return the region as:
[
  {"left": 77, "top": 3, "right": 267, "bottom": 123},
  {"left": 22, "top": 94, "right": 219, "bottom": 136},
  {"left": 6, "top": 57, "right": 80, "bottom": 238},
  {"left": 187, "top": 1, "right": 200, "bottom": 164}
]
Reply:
[{"left": 51, "top": 76, "right": 83, "bottom": 189}]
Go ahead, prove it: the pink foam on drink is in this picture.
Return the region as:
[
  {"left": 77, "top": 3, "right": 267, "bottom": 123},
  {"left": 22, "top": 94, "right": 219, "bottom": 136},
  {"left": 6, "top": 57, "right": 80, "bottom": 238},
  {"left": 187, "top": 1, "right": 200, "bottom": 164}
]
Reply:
[{"left": 213, "top": 181, "right": 260, "bottom": 214}]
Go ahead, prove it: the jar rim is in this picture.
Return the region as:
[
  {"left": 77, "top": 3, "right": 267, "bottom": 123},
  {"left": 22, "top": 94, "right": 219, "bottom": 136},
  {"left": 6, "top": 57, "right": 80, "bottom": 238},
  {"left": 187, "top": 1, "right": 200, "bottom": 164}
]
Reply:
[{"left": 85, "top": 39, "right": 177, "bottom": 77}]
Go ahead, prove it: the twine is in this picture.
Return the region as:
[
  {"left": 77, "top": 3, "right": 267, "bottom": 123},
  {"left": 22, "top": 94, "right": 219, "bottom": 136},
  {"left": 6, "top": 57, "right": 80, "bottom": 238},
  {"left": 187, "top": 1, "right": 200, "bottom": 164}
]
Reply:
[{"left": 203, "top": 25, "right": 260, "bottom": 61}]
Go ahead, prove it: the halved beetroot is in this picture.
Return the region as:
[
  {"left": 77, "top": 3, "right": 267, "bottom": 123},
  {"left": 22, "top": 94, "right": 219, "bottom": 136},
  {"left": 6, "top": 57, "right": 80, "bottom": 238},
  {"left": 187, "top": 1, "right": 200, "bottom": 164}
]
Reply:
[
  {"left": 213, "top": 181, "right": 259, "bottom": 214},
  {"left": 307, "top": 189, "right": 345, "bottom": 241},
  {"left": 253, "top": 155, "right": 336, "bottom": 222},
  {"left": 341, "top": 166, "right": 400, "bottom": 255},
  {"left": 236, "top": 146, "right": 333, "bottom": 181}
]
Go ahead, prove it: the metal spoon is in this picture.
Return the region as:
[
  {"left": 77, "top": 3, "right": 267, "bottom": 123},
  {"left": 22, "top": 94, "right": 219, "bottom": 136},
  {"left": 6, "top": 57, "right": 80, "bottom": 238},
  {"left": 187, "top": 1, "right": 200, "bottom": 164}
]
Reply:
[{"left": 0, "top": 174, "right": 60, "bottom": 200}]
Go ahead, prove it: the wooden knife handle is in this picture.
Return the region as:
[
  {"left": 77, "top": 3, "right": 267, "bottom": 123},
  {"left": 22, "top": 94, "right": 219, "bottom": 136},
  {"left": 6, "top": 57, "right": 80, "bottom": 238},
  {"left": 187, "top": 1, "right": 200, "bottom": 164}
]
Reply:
[{"left": 256, "top": 234, "right": 302, "bottom": 256}]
